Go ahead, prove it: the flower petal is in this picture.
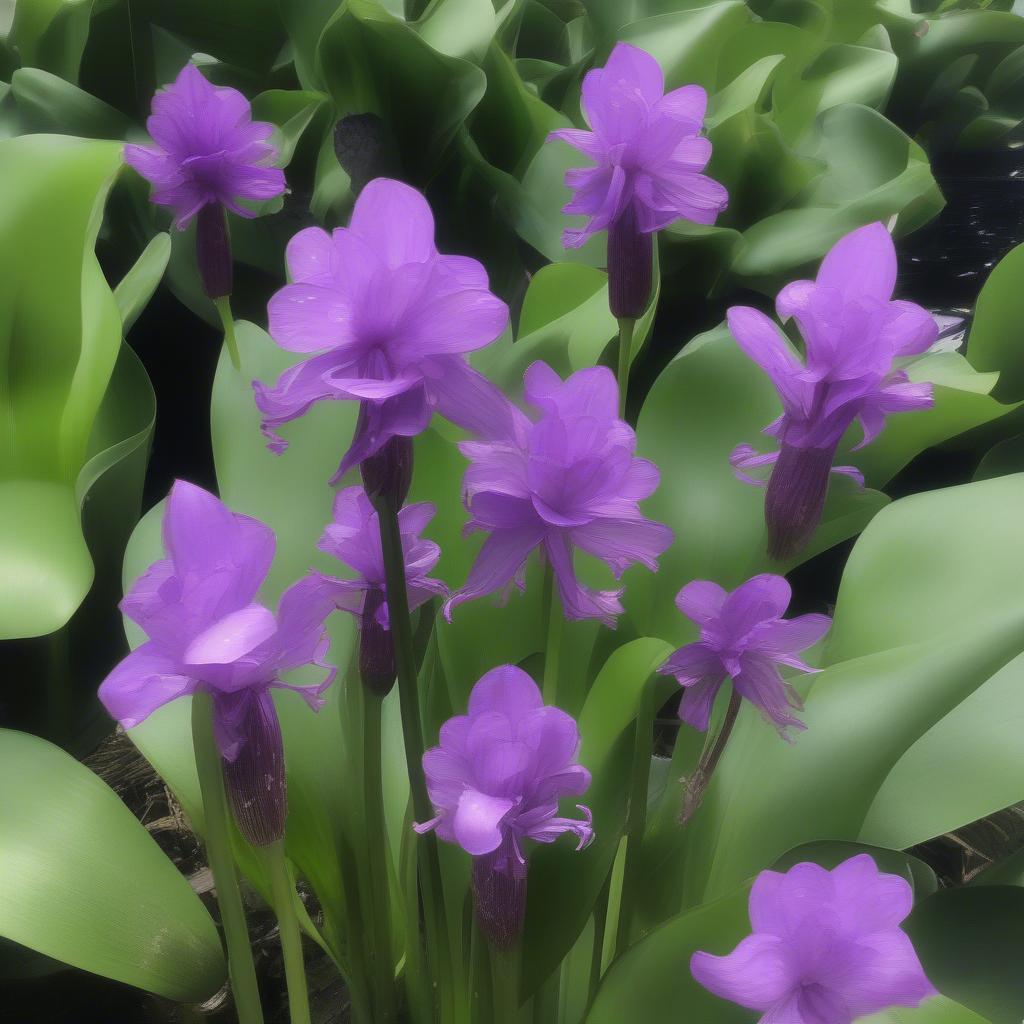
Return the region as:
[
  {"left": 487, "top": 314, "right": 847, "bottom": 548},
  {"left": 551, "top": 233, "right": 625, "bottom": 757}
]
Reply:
[
  {"left": 99, "top": 643, "right": 196, "bottom": 729},
  {"left": 184, "top": 603, "right": 278, "bottom": 666},
  {"left": 349, "top": 177, "right": 437, "bottom": 268},
  {"left": 817, "top": 222, "right": 895, "bottom": 304},
  {"left": 453, "top": 788, "right": 515, "bottom": 856},
  {"left": 468, "top": 665, "right": 544, "bottom": 723},
  {"left": 690, "top": 934, "right": 795, "bottom": 1011},
  {"left": 445, "top": 523, "right": 544, "bottom": 620}
]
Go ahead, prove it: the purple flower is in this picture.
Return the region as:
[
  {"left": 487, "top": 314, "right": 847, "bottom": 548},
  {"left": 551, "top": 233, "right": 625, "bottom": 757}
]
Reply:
[
  {"left": 253, "top": 178, "right": 511, "bottom": 482},
  {"left": 445, "top": 361, "right": 673, "bottom": 627},
  {"left": 729, "top": 223, "right": 936, "bottom": 559},
  {"left": 415, "top": 666, "right": 593, "bottom": 947},
  {"left": 99, "top": 481, "right": 334, "bottom": 845},
  {"left": 691, "top": 855, "right": 936, "bottom": 1022},
  {"left": 659, "top": 574, "right": 831, "bottom": 737},
  {"left": 309, "top": 487, "right": 447, "bottom": 692},
  {"left": 125, "top": 63, "right": 285, "bottom": 228},
  {"left": 548, "top": 43, "right": 727, "bottom": 317}
]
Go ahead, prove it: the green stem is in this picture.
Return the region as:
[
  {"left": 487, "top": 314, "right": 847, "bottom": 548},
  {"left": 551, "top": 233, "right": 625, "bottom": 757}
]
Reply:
[
  {"left": 264, "top": 841, "right": 312, "bottom": 1024},
  {"left": 372, "top": 492, "right": 453, "bottom": 1017},
  {"left": 616, "top": 317, "right": 636, "bottom": 420},
  {"left": 541, "top": 566, "right": 563, "bottom": 707},
  {"left": 615, "top": 680, "right": 657, "bottom": 953},
  {"left": 190, "top": 693, "right": 264, "bottom": 1024},
  {"left": 490, "top": 947, "right": 521, "bottom": 1024},
  {"left": 681, "top": 690, "right": 741, "bottom": 824},
  {"left": 362, "top": 690, "right": 398, "bottom": 1022},
  {"left": 214, "top": 295, "right": 241, "bottom": 371}
]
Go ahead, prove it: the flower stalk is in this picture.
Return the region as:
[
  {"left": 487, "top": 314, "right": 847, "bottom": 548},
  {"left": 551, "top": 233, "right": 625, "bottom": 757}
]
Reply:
[
  {"left": 214, "top": 295, "right": 241, "bottom": 372},
  {"left": 191, "top": 692, "right": 265, "bottom": 1024},
  {"left": 615, "top": 317, "right": 636, "bottom": 421},
  {"left": 681, "top": 690, "right": 741, "bottom": 824},
  {"left": 264, "top": 840, "right": 312, "bottom": 1024}
]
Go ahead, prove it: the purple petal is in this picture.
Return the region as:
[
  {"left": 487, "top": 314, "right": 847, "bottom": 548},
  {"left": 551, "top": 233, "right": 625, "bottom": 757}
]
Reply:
[
  {"left": 453, "top": 788, "right": 515, "bottom": 855},
  {"left": 545, "top": 531, "right": 623, "bottom": 627},
  {"left": 547, "top": 127, "right": 606, "bottom": 161},
  {"left": 570, "top": 516, "right": 673, "bottom": 577},
  {"left": 748, "top": 862, "right": 835, "bottom": 939},
  {"left": 425, "top": 356, "right": 529, "bottom": 445},
  {"left": 880, "top": 300, "right": 938, "bottom": 356},
  {"left": 831, "top": 854, "right": 914, "bottom": 935},
  {"left": 634, "top": 167, "right": 728, "bottom": 228},
  {"left": 690, "top": 934, "right": 795, "bottom": 1011},
  {"left": 390, "top": 286, "right": 509, "bottom": 360},
  {"left": 654, "top": 84, "right": 708, "bottom": 130},
  {"left": 678, "top": 675, "right": 725, "bottom": 732},
  {"left": 98, "top": 643, "right": 196, "bottom": 728},
  {"left": 726, "top": 307, "right": 809, "bottom": 416},
  {"left": 720, "top": 574, "right": 792, "bottom": 637},
  {"left": 817, "top": 222, "right": 895, "bottom": 304},
  {"left": 468, "top": 665, "right": 544, "bottom": 723},
  {"left": 751, "top": 613, "right": 832, "bottom": 663},
  {"left": 349, "top": 177, "right": 437, "bottom": 268},
  {"left": 445, "top": 524, "right": 544, "bottom": 620},
  {"left": 602, "top": 42, "right": 665, "bottom": 106},
  {"left": 184, "top": 603, "right": 278, "bottom": 666},
  {"left": 674, "top": 580, "right": 728, "bottom": 626},
  {"left": 733, "top": 653, "right": 805, "bottom": 737},
  {"left": 285, "top": 226, "right": 336, "bottom": 285},
  {"left": 267, "top": 282, "right": 354, "bottom": 353},
  {"left": 832, "top": 931, "right": 937, "bottom": 1016},
  {"left": 253, "top": 350, "right": 346, "bottom": 452}
]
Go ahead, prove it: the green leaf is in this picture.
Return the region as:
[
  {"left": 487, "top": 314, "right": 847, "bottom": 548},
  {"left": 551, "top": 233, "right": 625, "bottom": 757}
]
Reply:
[
  {"left": 859, "top": 998, "right": 992, "bottom": 1024},
  {"left": 0, "top": 728, "right": 225, "bottom": 1001},
  {"left": 967, "top": 241, "right": 1024, "bottom": 403},
  {"left": 906, "top": 887, "right": 1024, "bottom": 1023},
  {"left": 10, "top": 67, "right": 134, "bottom": 139},
  {"left": 114, "top": 233, "right": 172, "bottom": 335},
  {"left": 0, "top": 135, "right": 132, "bottom": 639},
  {"left": 585, "top": 882, "right": 753, "bottom": 1023}
]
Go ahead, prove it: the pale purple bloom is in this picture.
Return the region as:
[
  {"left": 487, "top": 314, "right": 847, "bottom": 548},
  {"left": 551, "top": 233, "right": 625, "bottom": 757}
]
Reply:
[
  {"left": 254, "top": 178, "right": 511, "bottom": 482},
  {"left": 311, "top": 485, "right": 448, "bottom": 625},
  {"left": 659, "top": 574, "right": 830, "bottom": 737},
  {"left": 548, "top": 43, "right": 727, "bottom": 317},
  {"left": 415, "top": 666, "right": 593, "bottom": 947},
  {"left": 99, "top": 481, "right": 333, "bottom": 845},
  {"left": 729, "top": 223, "right": 935, "bottom": 559},
  {"left": 124, "top": 63, "right": 285, "bottom": 229},
  {"left": 691, "top": 855, "right": 936, "bottom": 1022},
  {"left": 444, "top": 361, "right": 673, "bottom": 628}
]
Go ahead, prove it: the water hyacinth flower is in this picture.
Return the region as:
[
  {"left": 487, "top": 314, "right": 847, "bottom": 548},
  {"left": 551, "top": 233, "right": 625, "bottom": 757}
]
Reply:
[
  {"left": 254, "top": 178, "right": 511, "bottom": 483},
  {"left": 660, "top": 574, "right": 831, "bottom": 737},
  {"left": 415, "top": 666, "right": 593, "bottom": 948},
  {"left": 124, "top": 63, "right": 285, "bottom": 300},
  {"left": 445, "top": 361, "right": 673, "bottom": 627},
  {"left": 549, "top": 42, "right": 728, "bottom": 318},
  {"left": 99, "top": 481, "right": 334, "bottom": 846},
  {"left": 310, "top": 486, "right": 447, "bottom": 694},
  {"left": 691, "top": 855, "right": 936, "bottom": 1022},
  {"left": 729, "top": 223, "right": 936, "bottom": 559}
]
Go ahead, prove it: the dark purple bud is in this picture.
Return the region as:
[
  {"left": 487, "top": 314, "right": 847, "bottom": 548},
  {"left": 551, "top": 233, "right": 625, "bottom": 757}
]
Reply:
[
  {"left": 359, "top": 424, "right": 414, "bottom": 509},
  {"left": 359, "top": 588, "right": 396, "bottom": 696},
  {"left": 472, "top": 845, "right": 527, "bottom": 951},
  {"left": 222, "top": 692, "right": 287, "bottom": 847},
  {"left": 607, "top": 205, "right": 653, "bottom": 320},
  {"left": 333, "top": 114, "right": 401, "bottom": 196},
  {"left": 196, "top": 202, "right": 233, "bottom": 300},
  {"left": 765, "top": 442, "right": 836, "bottom": 561}
]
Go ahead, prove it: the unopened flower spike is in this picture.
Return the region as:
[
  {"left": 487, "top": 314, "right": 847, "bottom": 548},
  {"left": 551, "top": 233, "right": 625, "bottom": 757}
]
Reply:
[
  {"left": 549, "top": 42, "right": 727, "bottom": 412},
  {"left": 125, "top": 63, "right": 286, "bottom": 371},
  {"left": 254, "top": 177, "right": 513, "bottom": 484},
  {"left": 445, "top": 360, "right": 673, "bottom": 628},
  {"left": 308, "top": 486, "right": 447, "bottom": 695},
  {"left": 415, "top": 665, "right": 593, "bottom": 949},
  {"left": 692, "top": 854, "right": 936, "bottom": 1021},
  {"left": 98, "top": 480, "right": 334, "bottom": 847},
  {"left": 728, "top": 222, "right": 936, "bottom": 559}
]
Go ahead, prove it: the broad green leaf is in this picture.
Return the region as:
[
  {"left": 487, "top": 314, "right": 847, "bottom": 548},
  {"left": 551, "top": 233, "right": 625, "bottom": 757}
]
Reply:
[
  {"left": 975, "top": 433, "right": 1024, "bottom": 481},
  {"left": 0, "top": 135, "right": 128, "bottom": 639},
  {"left": 0, "top": 728, "right": 225, "bottom": 1001},
  {"left": 10, "top": 0, "right": 93, "bottom": 81},
  {"left": 585, "top": 882, "right": 753, "bottom": 1024},
  {"left": 967, "top": 241, "right": 1024, "bottom": 403},
  {"left": 415, "top": 0, "right": 495, "bottom": 63},
  {"left": 860, "top": 998, "right": 992, "bottom": 1024},
  {"left": 250, "top": 89, "right": 327, "bottom": 169},
  {"left": 906, "top": 887, "right": 1024, "bottom": 1023},
  {"left": 10, "top": 67, "right": 134, "bottom": 139}
]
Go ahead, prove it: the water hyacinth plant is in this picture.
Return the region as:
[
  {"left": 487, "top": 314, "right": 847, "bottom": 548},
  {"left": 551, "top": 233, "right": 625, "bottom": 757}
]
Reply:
[{"left": 6, "top": 6, "right": 1024, "bottom": 1024}]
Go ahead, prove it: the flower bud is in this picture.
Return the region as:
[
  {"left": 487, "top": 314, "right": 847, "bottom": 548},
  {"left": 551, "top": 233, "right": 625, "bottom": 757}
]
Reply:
[
  {"left": 359, "top": 426, "right": 414, "bottom": 509},
  {"left": 222, "top": 691, "right": 287, "bottom": 847},
  {"left": 359, "top": 588, "right": 396, "bottom": 696},
  {"left": 472, "top": 845, "right": 527, "bottom": 952},
  {"left": 196, "top": 202, "right": 233, "bottom": 300},
  {"left": 764, "top": 443, "right": 836, "bottom": 561},
  {"left": 607, "top": 205, "right": 653, "bottom": 320}
]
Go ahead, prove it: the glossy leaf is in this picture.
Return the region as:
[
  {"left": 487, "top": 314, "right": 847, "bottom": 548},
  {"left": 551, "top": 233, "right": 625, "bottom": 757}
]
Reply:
[
  {"left": 0, "top": 728, "right": 225, "bottom": 1001},
  {"left": 967, "top": 241, "right": 1024, "bottom": 403}
]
